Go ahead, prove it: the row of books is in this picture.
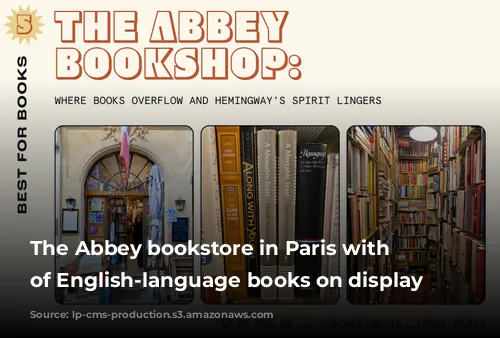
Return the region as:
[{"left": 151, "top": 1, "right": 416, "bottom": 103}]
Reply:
[
  {"left": 402, "top": 251, "right": 426, "bottom": 263},
  {"left": 379, "top": 135, "right": 394, "bottom": 165},
  {"left": 377, "top": 127, "right": 398, "bottom": 303},
  {"left": 397, "top": 131, "right": 430, "bottom": 266},
  {"left": 398, "top": 160, "right": 428, "bottom": 172},
  {"left": 438, "top": 127, "right": 485, "bottom": 193},
  {"left": 428, "top": 226, "right": 438, "bottom": 241},
  {"left": 347, "top": 138, "right": 376, "bottom": 195},
  {"left": 348, "top": 195, "right": 377, "bottom": 244},
  {"left": 426, "top": 193, "right": 438, "bottom": 210},
  {"left": 399, "top": 199, "right": 426, "bottom": 211},
  {"left": 432, "top": 126, "right": 486, "bottom": 303},
  {"left": 427, "top": 175, "right": 439, "bottom": 192},
  {"left": 201, "top": 126, "right": 340, "bottom": 303},
  {"left": 461, "top": 132, "right": 485, "bottom": 186},
  {"left": 425, "top": 162, "right": 438, "bottom": 268},
  {"left": 436, "top": 128, "right": 485, "bottom": 237},
  {"left": 398, "top": 141, "right": 430, "bottom": 157},
  {"left": 442, "top": 222, "right": 485, "bottom": 302},
  {"left": 455, "top": 186, "right": 485, "bottom": 238},
  {"left": 379, "top": 126, "right": 395, "bottom": 147},
  {"left": 445, "top": 126, "right": 477, "bottom": 156},
  {"left": 398, "top": 185, "right": 428, "bottom": 198},
  {"left": 378, "top": 172, "right": 390, "bottom": 222},
  {"left": 398, "top": 224, "right": 427, "bottom": 236},
  {"left": 437, "top": 193, "right": 454, "bottom": 223},
  {"left": 426, "top": 210, "right": 437, "bottom": 224},
  {"left": 435, "top": 185, "right": 486, "bottom": 238},
  {"left": 399, "top": 172, "right": 427, "bottom": 186},
  {"left": 347, "top": 126, "right": 399, "bottom": 304},
  {"left": 398, "top": 237, "right": 427, "bottom": 249},
  {"left": 348, "top": 126, "right": 486, "bottom": 304},
  {"left": 349, "top": 126, "right": 375, "bottom": 155},
  {"left": 441, "top": 160, "right": 458, "bottom": 192},
  {"left": 399, "top": 211, "right": 425, "bottom": 223},
  {"left": 429, "top": 141, "right": 440, "bottom": 168}
]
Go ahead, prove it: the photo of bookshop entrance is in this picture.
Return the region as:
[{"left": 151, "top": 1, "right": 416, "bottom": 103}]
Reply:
[{"left": 55, "top": 126, "right": 194, "bottom": 305}]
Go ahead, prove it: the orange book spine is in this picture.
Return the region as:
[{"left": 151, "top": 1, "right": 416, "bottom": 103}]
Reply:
[{"left": 215, "top": 126, "right": 247, "bottom": 300}]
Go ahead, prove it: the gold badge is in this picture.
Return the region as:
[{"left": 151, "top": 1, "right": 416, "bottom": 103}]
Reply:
[{"left": 5, "top": 6, "right": 43, "bottom": 44}]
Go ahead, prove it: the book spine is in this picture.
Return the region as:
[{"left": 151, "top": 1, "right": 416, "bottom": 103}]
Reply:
[
  {"left": 321, "top": 153, "right": 340, "bottom": 301},
  {"left": 257, "top": 129, "right": 278, "bottom": 300},
  {"left": 215, "top": 126, "right": 247, "bottom": 301},
  {"left": 277, "top": 130, "right": 297, "bottom": 301},
  {"left": 201, "top": 127, "right": 226, "bottom": 304},
  {"left": 329, "top": 153, "right": 340, "bottom": 298},
  {"left": 295, "top": 143, "right": 328, "bottom": 292},
  {"left": 240, "top": 126, "right": 260, "bottom": 296}
]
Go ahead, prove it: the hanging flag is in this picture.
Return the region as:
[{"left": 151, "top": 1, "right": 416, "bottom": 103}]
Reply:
[{"left": 120, "top": 126, "right": 131, "bottom": 173}]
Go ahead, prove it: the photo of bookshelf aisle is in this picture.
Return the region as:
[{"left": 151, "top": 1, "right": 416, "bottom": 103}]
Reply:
[
  {"left": 201, "top": 126, "right": 340, "bottom": 304},
  {"left": 347, "top": 126, "right": 485, "bottom": 304}
]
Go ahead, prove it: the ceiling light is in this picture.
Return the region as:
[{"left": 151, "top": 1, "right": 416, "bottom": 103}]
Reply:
[{"left": 409, "top": 126, "right": 437, "bottom": 142}]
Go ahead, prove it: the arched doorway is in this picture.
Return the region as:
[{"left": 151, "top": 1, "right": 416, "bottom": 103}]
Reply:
[
  {"left": 85, "top": 151, "right": 154, "bottom": 195},
  {"left": 84, "top": 151, "right": 157, "bottom": 276}
]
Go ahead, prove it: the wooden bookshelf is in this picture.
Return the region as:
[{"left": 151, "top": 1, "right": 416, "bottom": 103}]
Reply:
[
  {"left": 396, "top": 139, "right": 430, "bottom": 271},
  {"left": 347, "top": 127, "right": 377, "bottom": 303},
  {"left": 437, "top": 126, "right": 485, "bottom": 304},
  {"left": 347, "top": 126, "right": 399, "bottom": 304},
  {"left": 377, "top": 127, "right": 399, "bottom": 304},
  {"left": 348, "top": 126, "right": 485, "bottom": 305}
]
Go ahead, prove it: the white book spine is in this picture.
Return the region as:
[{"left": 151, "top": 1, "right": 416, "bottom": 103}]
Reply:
[
  {"left": 327, "top": 153, "right": 340, "bottom": 299},
  {"left": 257, "top": 129, "right": 278, "bottom": 300},
  {"left": 201, "top": 126, "right": 226, "bottom": 304},
  {"left": 277, "top": 130, "right": 297, "bottom": 301}
]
